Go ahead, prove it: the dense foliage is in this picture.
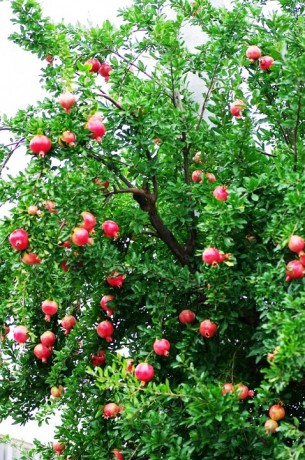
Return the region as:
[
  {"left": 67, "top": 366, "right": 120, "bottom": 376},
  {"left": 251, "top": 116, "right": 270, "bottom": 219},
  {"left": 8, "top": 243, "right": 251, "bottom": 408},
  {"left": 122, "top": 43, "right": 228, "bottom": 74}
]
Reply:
[{"left": 1, "top": 0, "right": 305, "bottom": 458}]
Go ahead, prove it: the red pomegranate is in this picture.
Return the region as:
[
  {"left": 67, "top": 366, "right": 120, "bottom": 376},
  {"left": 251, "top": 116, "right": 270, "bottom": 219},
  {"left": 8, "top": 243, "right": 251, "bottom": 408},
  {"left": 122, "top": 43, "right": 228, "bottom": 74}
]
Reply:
[
  {"left": 288, "top": 235, "right": 305, "bottom": 253},
  {"left": 85, "top": 58, "right": 101, "bottom": 72},
  {"left": 199, "top": 320, "right": 218, "bottom": 338},
  {"left": 21, "top": 252, "right": 41, "bottom": 265},
  {"left": 103, "top": 402, "right": 121, "bottom": 418},
  {"left": 41, "top": 300, "right": 58, "bottom": 321},
  {"left": 29, "top": 135, "right": 52, "bottom": 157},
  {"left": 230, "top": 100, "right": 246, "bottom": 118},
  {"left": 45, "top": 200, "right": 57, "bottom": 213},
  {"left": 33, "top": 343, "right": 52, "bottom": 363},
  {"left": 286, "top": 260, "right": 304, "bottom": 282},
  {"left": 191, "top": 170, "right": 203, "bottom": 183},
  {"left": 91, "top": 350, "right": 106, "bottom": 366},
  {"left": 112, "top": 448, "right": 124, "bottom": 460},
  {"left": 213, "top": 185, "right": 229, "bottom": 201},
  {"left": 135, "top": 363, "right": 154, "bottom": 383},
  {"left": 9, "top": 229, "right": 29, "bottom": 251},
  {"left": 52, "top": 441, "right": 65, "bottom": 456},
  {"left": 58, "top": 92, "right": 76, "bottom": 113},
  {"left": 202, "top": 247, "right": 221, "bottom": 265},
  {"left": 100, "top": 295, "right": 115, "bottom": 316},
  {"left": 246, "top": 45, "right": 261, "bottom": 61},
  {"left": 86, "top": 115, "right": 106, "bottom": 142},
  {"left": 102, "top": 220, "right": 120, "bottom": 239},
  {"left": 60, "top": 131, "right": 76, "bottom": 146},
  {"left": 99, "top": 62, "right": 112, "bottom": 80},
  {"left": 259, "top": 56, "right": 274, "bottom": 71},
  {"left": 269, "top": 403, "right": 285, "bottom": 421},
  {"left": 80, "top": 211, "right": 96, "bottom": 232},
  {"left": 206, "top": 172, "right": 216, "bottom": 182},
  {"left": 106, "top": 271, "right": 125, "bottom": 288},
  {"left": 96, "top": 320, "right": 114, "bottom": 342},
  {"left": 13, "top": 325, "right": 29, "bottom": 345},
  {"left": 153, "top": 339, "right": 170, "bottom": 356},
  {"left": 221, "top": 383, "right": 234, "bottom": 395},
  {"left": 179, "top": 309, "right": 196, "bottom": 324},
  {"left": 71, "top": 227, "right": 89, "bottom": 246},
  {"left": 61, "top": 315, "right": 77, "bottom": 334},
  {"left": 40, "top": 331, "right": 56, "bottom": 348}
]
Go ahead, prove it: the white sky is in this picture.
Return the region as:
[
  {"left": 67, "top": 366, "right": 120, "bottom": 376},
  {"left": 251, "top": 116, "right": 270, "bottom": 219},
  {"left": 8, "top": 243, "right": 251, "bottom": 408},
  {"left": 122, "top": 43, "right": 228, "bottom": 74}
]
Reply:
[{"left": 0, "top": 0, "right": 280, "bottom": 447}]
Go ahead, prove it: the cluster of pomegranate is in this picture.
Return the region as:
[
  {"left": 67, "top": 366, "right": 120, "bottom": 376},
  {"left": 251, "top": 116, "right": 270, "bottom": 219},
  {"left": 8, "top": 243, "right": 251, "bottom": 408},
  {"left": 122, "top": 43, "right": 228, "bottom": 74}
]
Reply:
[
  {"left": 230, "top": 46, "right": 274, "bottom": 120},
  {"left": 264, "top": 403, "right": 285, "bottom": 434},
  {"left": 85, "top": 57, "right": 113, "bottom": 81},
  {"left": 221, "top": 383, "right": 254, "bottom": 400},
  {"left": 192, "top": 152, "right": 229, "bottom": 201},
  {"left": 285, "top": 234, "right": 305, "bottom": 281}
]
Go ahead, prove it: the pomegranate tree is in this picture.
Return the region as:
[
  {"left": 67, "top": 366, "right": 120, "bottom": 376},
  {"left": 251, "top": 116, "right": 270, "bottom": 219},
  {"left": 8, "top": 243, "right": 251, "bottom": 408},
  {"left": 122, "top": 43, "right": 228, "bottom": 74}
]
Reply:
[
  {"left": 29, "top": 134, "right": 52, "bottom": 157},
  {"left": 9, "top": 229, "right": 29, "bottom": 251}
]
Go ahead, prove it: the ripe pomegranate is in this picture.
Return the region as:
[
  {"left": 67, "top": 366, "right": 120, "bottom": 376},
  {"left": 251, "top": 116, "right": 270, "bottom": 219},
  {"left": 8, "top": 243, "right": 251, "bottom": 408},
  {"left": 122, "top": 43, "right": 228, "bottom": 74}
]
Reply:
[
  {"left": 86, "top": 115, "right": 106, "bottom": 142},
  {"left": 58, "top": 92, "right": 76, "bottom": 113},
  {"left": 135, "top": 363, "right": 155, "bottom": 383},
  {"left": 33, "top": 343, "right": 52, "bottom": 363},
  {"left": 113, "top": 449, "right": 124, "bottom": 460},
  {"left": 51, "top": 386, "right": 64, "bottom": 398},
  {"left": 199, "top": 320, "right": 218, "bottom": 338},
  {"left": 191, "top": 170, "right": 203, "bottom": 183},
  {"left": 80, "top": 211, "right": 96, "bottom": 232},
  {"left": 269, "top": 404, "right": 285, "bottom": 421},
  {"left": 29, "top": 135, "right": 52, "bottom": 157},
  {"left": 71, "top": 227, "right": 89, "bottom": 246},
  {"left": 91, "top": 350, "right": 106, "bottom": 366},
  {"left": 236, "top": 383, "right": 249, "bottom": 400},
  {"left": 9, "top": 229, "right": 29, "bottom": 251},
  {"left": 62, "top": 240, "right": 71, "bottom": 248},
  {"left": 153, "top": 338, "right": 170, "bottom": 356},
  {"left": 246, "top": 45, "right": 261, "bottom": 61},
  {"left": 41, "top": 300, "right": 58, "bottom": 321},
  {"left": 60, "top": 260, "right": 69, "bottom": 272},
  {"left": 13, "top": 325, "right": 29, "bottom": 345},
  {"left": 126, "top": 359, "right": 134, "bottom": 372},
  {"left": 99, "top": 62, "right": 112, "bottom": 80},
  {"left": 206, "top": 172, "right": 216, "bottom": 182},
  {"left": 102, "top": 220, "right": 120, "bottom": 238},
  {"left": 100, "top": 295, "right": 115, "bottom": 316},
  {"left": 192, "top": 151, "right": 202, "bottom": 163},
  {"left": 21, "top": 252, "right": 41, "bottom": 265},
  {"left": 45, "top": 200, "right": 57, "bottom": 213},
  {"left": 213, "top": 185, "right": 229, "bottom": 201},
  {"left": 264, "top": 419, "right": 278, "bottom": 434},
  {"left": 247, "top": 390, "right": 255, "bottom": 398},
  {"left": 28, "top": 205, "right": 39, "bottom": 215},
  {"left": 230, "top": 100, "right": 246, "bottom": 118},
  {"left": 60, "top": 131, "right": 76, "bottom": 146},
  {"left": 61, "top": 315, "right": 77, "bottom": 334},
  {"left": 288, "top": 235, "right": 305, "bottom": 253},
  {"left": 106, "top": 271, "right": 125, "bottom": 288},
  {"left": 103, "top": 402, "right": 121, "bottom": 418},
  {"left": 52, "top": 441, "right": 65, "bottom": 455},
  {"left": 45, "top": 54, "right": 53, "bottom": 65},
  {"left": 96, "top": 320, "right": 114, "bottom": 342},
  {"left": 179, "top": 309, "right": 196, "bottom": 324},
  {"left": 285, "top": 260, "right": 304, "bottom": 282},
  {"left": 40, "top": 331, "right": 56, "bottom": 348},
  {"left": 259, "top": 56, "right": 274, "bottom": 71},
  {"left": 85, "top": 58, "right": 101, "bottom": 72},
  {"left": 202, "top": 247, "right": 221, "bottom": 265},
  {"left": 221, "top": 383, "right": 234, "bottom": 395}
]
